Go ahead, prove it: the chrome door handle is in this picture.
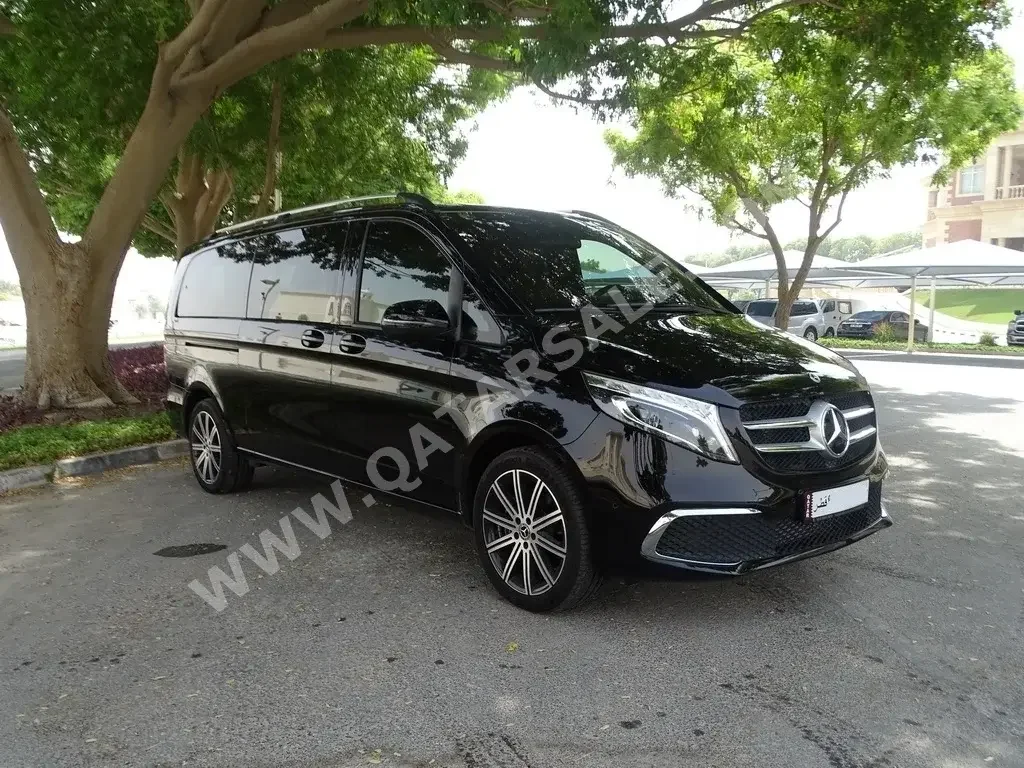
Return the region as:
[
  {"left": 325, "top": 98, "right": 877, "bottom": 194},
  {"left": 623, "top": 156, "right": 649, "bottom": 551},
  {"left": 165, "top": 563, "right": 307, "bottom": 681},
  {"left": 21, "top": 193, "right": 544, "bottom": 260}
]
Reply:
[
  {"left": 338, "top": 333, "right": 366, "bottom": 354},
  {"left": 301, "top": 329, "right": 325, "bottom": 348}
]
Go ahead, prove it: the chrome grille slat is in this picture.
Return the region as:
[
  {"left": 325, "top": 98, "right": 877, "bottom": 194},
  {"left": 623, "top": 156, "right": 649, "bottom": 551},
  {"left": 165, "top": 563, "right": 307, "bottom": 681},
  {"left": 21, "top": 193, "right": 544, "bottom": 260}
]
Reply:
[{"left": 737, "top": 391, "right": 877, "bottom": 472}]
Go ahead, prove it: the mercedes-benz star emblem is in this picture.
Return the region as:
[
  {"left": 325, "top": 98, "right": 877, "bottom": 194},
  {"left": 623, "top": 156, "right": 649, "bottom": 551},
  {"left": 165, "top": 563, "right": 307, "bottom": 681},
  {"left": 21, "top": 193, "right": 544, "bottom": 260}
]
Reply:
[
  {"left": 808, "top": 373, "right": 821, "bottom": 383},
  {"left": 818, "top": 404, "right": 850, "bottom": 457}
]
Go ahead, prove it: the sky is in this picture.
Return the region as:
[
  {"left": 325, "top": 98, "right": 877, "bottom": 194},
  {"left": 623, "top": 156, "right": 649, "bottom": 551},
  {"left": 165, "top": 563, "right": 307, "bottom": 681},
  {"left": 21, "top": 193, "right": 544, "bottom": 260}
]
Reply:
[{"left": 1, "top": 1, "right": 1022, "bottom": 297}]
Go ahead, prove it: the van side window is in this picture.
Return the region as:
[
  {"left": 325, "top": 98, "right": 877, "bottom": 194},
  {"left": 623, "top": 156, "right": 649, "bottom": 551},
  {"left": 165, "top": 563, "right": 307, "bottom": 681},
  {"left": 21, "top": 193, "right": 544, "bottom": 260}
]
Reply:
[
  {"left": 462, "top": 282, "right": 503, "bottom": 345},
  {"left": 247, "top": 224, "right": 346, "bottom": 323},
  {"left": 821, "top": 300, "right": 835, "bottom": 313},
  {"left": 357, "top": 221, "right": 451, "bottom": 324},
  {"left": 177, "top": 246, "right": 252, "bottom": 318}
]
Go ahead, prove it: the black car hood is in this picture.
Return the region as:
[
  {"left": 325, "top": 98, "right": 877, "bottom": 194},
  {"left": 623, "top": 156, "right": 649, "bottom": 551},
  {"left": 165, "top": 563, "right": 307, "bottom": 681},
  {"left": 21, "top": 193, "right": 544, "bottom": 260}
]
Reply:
[{"left": 535, "top": 311, "right": 866, "bottom": 408}]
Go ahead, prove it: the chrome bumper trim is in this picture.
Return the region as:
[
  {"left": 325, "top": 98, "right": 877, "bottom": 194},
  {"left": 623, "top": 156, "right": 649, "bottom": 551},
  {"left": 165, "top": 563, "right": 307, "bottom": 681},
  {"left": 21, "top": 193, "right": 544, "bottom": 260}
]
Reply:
[{"left": 640, "top": 504, "right": 892, "bottom": 574}]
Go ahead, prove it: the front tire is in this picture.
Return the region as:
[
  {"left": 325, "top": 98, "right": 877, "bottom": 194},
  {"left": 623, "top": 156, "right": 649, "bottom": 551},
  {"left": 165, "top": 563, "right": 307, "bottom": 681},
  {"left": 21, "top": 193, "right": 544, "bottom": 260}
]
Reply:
[
  {"left": 473, "top": 447, "right": 602, "bottom": 612},
  {"left": 188, "top": 399, "right": 254, "bottom": 494},
  {"left": 804, "top": 326, "right": 819, "bottom": 341},
  {"left": 824, "top": 327, "right": 835, "bottom": 338}
]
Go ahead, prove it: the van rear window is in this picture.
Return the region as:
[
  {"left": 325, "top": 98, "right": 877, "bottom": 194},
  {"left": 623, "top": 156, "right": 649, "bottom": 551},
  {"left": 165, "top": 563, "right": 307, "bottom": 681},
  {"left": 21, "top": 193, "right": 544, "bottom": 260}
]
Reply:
[{"left": 176, "top": 247, "right": 252, "bottom": 318}]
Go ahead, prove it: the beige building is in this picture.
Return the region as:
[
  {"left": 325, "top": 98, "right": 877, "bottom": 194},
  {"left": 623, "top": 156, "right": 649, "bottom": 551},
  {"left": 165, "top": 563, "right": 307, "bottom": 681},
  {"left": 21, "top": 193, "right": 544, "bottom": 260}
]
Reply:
[{"left": 922, "top": 121, "right": 1024, "bottom": 251}]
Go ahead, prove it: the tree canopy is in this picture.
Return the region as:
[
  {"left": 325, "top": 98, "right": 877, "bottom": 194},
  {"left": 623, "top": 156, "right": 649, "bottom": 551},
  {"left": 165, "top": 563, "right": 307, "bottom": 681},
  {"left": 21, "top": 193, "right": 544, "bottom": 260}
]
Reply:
[
  {"left": 604, "top": 5, "right": 1022, "bottom": 325},
  {"left": 0, "top": 2, "right": 506, "bottom": 258}
]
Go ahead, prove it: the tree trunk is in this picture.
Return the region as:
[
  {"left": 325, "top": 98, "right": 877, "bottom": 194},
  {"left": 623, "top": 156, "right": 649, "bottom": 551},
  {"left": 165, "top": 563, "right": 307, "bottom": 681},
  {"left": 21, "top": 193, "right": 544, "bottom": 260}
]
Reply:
[
  {"left": 2, "top": 72, "right": 209, "bottom": 407},
  {"left": 18, "top": 240, "right": 133, "bottom": 408}
]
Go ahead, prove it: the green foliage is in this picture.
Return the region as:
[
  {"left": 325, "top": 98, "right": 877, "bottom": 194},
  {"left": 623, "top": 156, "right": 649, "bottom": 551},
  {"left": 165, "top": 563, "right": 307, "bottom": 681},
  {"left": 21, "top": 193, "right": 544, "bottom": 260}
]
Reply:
[
  {"left": 979, "top": 331, "right": 997, "bottom": 346},
  {"left": 872, "top": 322, "right": 898, "bottom": 343},
  {"left": 607, "top": 5, "right": 1021, "bottom": 267},
  {"left": 821, "top": 337, "right": 1024, "bottom": 355},
  {"left": 0, "top": 411, "right": 174, "bottom": 471},
  {"left": 0, "top": 1, "right": 508, "bottom": 258}
]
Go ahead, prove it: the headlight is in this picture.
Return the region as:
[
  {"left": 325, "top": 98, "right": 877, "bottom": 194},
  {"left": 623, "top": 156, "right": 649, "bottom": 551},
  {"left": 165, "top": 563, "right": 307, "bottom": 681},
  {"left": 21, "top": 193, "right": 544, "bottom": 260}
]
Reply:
[{"left": 582, "top": 372, "right": 738, "bottom": 463}]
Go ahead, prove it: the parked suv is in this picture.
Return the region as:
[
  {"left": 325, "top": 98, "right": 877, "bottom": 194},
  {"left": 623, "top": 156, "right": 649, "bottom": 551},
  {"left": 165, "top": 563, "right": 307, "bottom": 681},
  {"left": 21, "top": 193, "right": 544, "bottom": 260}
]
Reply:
[
  {"left": 165, "top": 194, "right": 891, "bottom": 612},
  {"left": 1007, "top": 310, "right": 1024, "bottom": 346},
  {"left": 745, "top": 298, "right": 851, "bottom": 341}
]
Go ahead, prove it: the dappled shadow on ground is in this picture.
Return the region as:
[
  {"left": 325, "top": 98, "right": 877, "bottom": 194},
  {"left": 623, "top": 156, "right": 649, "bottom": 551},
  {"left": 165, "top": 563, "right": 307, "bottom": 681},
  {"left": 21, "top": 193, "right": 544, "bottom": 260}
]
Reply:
[{"left": 2, "top": 379, "right": 1022, "bottom": 767}]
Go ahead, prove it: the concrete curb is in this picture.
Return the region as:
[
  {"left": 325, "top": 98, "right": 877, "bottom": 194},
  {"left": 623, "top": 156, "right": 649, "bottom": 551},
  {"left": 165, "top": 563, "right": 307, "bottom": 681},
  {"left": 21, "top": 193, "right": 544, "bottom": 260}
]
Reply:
[{"left": 0, "top": 439, "right": 187, "bottom": 494}]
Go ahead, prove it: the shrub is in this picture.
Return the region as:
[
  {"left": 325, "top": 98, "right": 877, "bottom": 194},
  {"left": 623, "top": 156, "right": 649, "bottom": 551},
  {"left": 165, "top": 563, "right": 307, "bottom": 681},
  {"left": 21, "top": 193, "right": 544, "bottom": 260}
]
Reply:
[
  {"left": 109, "top": 344, "right": 167, "bottom": 400},
  {"left": 978, "top": 332, "right": 997, "bottom": 346},
  {"left": 872, "top": 322, "right": 898, "bottom": 343}
]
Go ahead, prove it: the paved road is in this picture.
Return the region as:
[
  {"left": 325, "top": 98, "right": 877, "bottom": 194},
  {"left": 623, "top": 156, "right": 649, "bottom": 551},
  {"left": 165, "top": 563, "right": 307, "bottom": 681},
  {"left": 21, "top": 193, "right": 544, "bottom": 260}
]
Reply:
[
  {"left": 1, "top": 359, "right": 1022, "bottom": 767},
  {"left": 0, "top": 340, "right": 163, "bottom": 392}
]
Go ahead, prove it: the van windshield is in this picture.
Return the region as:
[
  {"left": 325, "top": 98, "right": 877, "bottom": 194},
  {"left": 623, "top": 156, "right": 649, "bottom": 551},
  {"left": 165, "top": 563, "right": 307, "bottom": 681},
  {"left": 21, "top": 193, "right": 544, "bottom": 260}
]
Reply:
[{"left": 441, "top": 210, "right": 729, "bottom": 314}]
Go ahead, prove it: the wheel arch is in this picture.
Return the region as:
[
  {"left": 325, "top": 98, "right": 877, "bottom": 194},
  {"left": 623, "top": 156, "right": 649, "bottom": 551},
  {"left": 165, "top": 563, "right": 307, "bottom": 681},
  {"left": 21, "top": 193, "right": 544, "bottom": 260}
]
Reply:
[{"left": 458, "top": 420, "right": 585, "bottom": 525}]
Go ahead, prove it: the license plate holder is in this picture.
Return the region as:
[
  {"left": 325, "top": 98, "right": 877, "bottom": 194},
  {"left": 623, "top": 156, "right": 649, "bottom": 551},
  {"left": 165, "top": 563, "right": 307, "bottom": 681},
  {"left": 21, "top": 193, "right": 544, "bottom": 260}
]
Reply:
[{"left": 803, "top": 479, "right": 870, "bottom": 520}]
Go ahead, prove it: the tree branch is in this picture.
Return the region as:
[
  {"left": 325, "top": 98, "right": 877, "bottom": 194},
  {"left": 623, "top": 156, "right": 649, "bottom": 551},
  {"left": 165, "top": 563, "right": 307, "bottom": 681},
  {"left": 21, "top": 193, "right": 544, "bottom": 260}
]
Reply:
[
  {"left": 475, "top": 0, "right": 552, "bottom": 20},
  {"left": 163, "top": 0, "right": 228, "bottom": 70},
  {"left": 0, "top": 103, "right": 60, "bottom": 254},
  {"left": 254, "top": 80, "right": 283, "bottom": 217},
  {"left": 727, "top": 218, "right": 769, "bottom": 240},
  {"left": 141, "top": 213, "right": 177, "bottom": 243},
  {"left": 174, "top": 0, "right": 371, "bottom": 92},
  {"left": 432, "top": 41, "right": 516, "bottom": 71},
  {"left": 816, "top": 185, "right": 852, "bottom": 243},
  {"left": 532, "top": 78, "right": 617, "bottom": 107}
]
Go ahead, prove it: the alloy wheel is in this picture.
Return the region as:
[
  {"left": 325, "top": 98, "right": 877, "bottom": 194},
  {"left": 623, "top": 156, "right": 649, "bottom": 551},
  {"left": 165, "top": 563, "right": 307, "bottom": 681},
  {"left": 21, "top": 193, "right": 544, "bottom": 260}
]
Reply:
[
  {"left": 190, "top": 410, "right": 222, "bottom": 485},
  {"left": 481, "top": 469, "right": 567, "bottom": 596}
]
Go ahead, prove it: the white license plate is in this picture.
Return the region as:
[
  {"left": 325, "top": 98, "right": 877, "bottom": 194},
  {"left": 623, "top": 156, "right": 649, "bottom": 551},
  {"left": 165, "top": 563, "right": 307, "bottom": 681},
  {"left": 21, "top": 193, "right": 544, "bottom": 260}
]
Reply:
[{"left": 804, "top": 479, "right": 870, "bottom": 519}]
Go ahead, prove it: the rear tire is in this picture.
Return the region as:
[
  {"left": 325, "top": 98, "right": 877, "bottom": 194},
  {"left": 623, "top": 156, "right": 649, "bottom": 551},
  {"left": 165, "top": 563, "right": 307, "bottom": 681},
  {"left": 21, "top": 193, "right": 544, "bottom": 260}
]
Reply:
[
  {"left": 824, "top": 327, "right": 835, "bottom": 338},
  {"left": 473, "top": 447, "right": 602, "bottom": 612},
  {"left": 804, "top": 326, "right": 819, "bottom": 341},
  {"left": 188, "top": 399, "right": 254, "bottom": 494}
]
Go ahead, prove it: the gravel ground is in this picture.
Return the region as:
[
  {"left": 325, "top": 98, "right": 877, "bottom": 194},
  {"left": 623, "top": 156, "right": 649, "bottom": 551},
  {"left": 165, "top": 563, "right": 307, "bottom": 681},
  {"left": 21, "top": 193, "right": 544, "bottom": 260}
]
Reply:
[{"left": 1, "top": 358, "right": 1022, "bottom": 768}]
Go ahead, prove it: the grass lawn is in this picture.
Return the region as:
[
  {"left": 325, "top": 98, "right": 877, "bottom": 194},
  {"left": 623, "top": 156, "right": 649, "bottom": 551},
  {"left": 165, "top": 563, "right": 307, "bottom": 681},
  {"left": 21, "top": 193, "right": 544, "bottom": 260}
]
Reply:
[
  {"left": 0, "top": 411, "right": 175, "bottom": 471},
  {"left": 820, "top": 337, "right": 1024, "bottom": 355},
  {"left": 913, "top": 288, "right": 1024, "bottom": 324}
]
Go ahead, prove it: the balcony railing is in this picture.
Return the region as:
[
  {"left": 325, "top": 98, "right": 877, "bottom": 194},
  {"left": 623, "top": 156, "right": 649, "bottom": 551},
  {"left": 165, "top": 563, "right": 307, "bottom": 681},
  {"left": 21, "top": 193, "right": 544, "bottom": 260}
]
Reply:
[{"left": 995, "top": 185, "right": 1024, "bottom": 200}]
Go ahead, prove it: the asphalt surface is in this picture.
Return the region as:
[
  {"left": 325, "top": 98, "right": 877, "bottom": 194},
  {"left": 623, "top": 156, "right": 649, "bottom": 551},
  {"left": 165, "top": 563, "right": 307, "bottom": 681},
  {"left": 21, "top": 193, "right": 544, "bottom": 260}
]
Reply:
[
  {"left": 1, "top": 358, "right": 1022, "bottom": 767},
  {"left": 0, "top": 340, "right": 163, "bottom": 392}
]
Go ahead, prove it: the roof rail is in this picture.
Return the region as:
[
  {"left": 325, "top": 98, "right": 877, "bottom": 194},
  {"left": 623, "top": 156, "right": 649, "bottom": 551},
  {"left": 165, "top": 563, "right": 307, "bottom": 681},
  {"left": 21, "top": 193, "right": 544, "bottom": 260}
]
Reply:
[
  {"left": 567, "top": 209, "right": 618, "bottom": 226},
  {"left": 215, "top": 192, "right": 435, "bottom": 236}
]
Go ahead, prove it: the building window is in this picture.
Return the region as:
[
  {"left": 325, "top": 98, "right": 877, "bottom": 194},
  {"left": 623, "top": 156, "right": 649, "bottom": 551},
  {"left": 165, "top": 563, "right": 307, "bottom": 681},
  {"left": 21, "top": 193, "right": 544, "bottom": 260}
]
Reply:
[
  {"left": 957, "top": 164, "right": 984, "bottom": 196},
  {"left": 927, "top": 190, "right": 938, "bottom": 208},
  {"left": 1006, "top": 238, "right": 1024, "bottom": 252}
]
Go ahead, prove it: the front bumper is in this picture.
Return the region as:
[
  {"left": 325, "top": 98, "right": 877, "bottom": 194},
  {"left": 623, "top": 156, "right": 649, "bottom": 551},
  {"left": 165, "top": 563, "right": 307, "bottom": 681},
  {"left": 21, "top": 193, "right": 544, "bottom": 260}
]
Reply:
[
  {"left": 837, "top": 328, "right": 873, "bottom": 338},
  {"left": 640, "top": 489, "right": 890, "bottom": 574},
  {"left": 1007, "top": 333, "right": 1024, "bottom": 346}
]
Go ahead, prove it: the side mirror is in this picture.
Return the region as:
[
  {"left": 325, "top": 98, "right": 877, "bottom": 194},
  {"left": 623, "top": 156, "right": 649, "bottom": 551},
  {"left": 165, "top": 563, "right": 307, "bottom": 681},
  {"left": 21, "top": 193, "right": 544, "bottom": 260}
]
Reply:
[{"left": 380, "top": 299, "right": 451, "bottom": 341}]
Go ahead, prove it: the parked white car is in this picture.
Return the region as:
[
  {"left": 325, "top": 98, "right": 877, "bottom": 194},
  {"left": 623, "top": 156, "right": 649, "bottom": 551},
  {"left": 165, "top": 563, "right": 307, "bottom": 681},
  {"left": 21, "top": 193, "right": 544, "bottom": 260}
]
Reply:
[{"left": 745, "top": 298, "right": 852, "bottom": 341}]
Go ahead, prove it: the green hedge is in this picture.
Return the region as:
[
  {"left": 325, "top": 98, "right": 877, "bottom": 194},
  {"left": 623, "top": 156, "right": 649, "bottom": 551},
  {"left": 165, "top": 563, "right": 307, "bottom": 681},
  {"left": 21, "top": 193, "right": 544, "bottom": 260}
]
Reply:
[
  {"left": 820, "top": 338, "right": 1024, "bottom": 355},
  {"left": 0, "top": 411, "right": 175, "bottom": 471}
]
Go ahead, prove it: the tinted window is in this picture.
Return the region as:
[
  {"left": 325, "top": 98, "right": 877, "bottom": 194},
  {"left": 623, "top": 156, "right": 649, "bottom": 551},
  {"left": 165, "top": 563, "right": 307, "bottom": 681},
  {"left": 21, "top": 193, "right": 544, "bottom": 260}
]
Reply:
[
  {"left": 890, "top": 312, "right": 908, "bottom": 322},
  {"left": 791, "top": 302, "right": 817, "bottom": 316},
  {"left": 357, "top": 221, "right": 451, "bottom": 324},
  {"left": 746, "top": 301, "right": 777, "bottom": 317},
  {"left": 177, "top": 246, "right": 252, "bottom": 318},
  {"left": 246, "top": 225, "right": 347, "bottom": 322},
  {"left": 462, "top": 283, "right": 503, "bottom": 345},
  {"left": 442, "top": 211, "right": 725, "bottom": 313},
  {"left": 850, "top": 311, "right": 889, "bottom": 321}
]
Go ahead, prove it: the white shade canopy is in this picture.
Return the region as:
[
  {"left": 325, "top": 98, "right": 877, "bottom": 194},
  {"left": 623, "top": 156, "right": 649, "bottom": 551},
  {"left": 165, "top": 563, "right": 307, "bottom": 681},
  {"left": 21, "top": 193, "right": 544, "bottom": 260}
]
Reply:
[
  {"left": 853, "top": 240, "right": 1024, "bottom": 277},
  {"left": 697, "top": 250, "right": 892, "bottom": 282}
]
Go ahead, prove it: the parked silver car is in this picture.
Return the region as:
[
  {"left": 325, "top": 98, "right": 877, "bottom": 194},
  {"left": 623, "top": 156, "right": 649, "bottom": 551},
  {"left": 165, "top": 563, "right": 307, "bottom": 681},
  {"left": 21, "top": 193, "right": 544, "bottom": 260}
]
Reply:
[{"left": 745, "top": 298, "right": 852, "bottom": 341}]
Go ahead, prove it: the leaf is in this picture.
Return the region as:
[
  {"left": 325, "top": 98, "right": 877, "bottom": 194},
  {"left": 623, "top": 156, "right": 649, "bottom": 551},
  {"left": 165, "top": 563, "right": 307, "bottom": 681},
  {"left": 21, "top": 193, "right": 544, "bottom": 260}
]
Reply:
[{"left": 505, "top": 642, "right": 519, "bottom": 653}]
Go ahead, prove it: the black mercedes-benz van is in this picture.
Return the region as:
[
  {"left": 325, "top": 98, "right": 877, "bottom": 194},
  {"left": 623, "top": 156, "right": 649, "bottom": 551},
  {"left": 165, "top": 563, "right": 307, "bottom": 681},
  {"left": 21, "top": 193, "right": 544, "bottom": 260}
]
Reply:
[{"left": 165, "top": 193, "right": 891, "bottom": 612}]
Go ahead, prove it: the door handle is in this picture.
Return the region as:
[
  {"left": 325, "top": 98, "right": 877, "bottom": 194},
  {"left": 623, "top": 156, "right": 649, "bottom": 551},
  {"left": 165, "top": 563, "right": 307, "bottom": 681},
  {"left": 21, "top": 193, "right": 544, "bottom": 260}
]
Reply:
[
  {"left": 338, "top": 333, "right": 366, "bottom": 354},
  {"left": 301, "top": 329, "right": 325, "bottom": 349}
]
